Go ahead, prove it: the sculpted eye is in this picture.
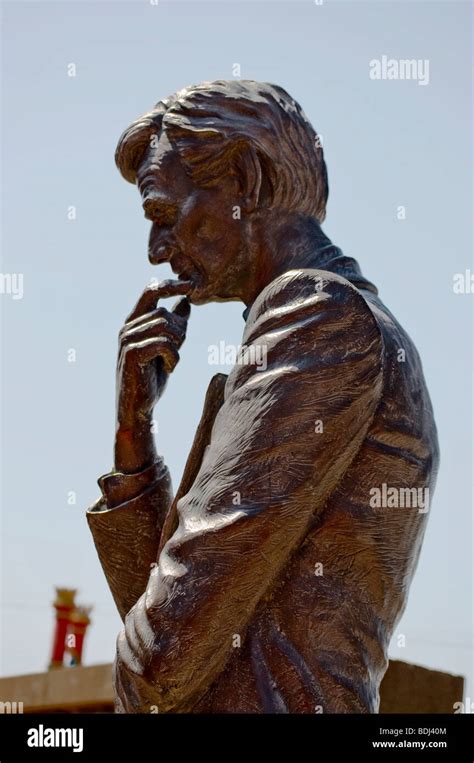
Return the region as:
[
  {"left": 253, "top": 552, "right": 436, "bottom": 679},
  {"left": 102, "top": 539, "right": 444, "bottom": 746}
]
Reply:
[{"left": 148, "top": 213, "right": 175, "bottom": 227}]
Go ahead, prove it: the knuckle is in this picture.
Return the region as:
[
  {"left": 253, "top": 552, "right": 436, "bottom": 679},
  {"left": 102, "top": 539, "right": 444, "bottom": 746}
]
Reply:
[{"left": 152, "top": 317, "right": 168, "bottom": 331}]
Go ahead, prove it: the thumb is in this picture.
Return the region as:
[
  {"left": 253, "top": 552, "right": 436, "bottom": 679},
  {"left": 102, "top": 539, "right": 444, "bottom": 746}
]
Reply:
[{"left": 171, "top": 296, "right": 191, "bottom": 321}]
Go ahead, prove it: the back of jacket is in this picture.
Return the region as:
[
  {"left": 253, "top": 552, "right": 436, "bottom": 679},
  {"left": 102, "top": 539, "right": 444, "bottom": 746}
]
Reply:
[{"left": 191, "top": 279, "right": 440, "bottom": 714}]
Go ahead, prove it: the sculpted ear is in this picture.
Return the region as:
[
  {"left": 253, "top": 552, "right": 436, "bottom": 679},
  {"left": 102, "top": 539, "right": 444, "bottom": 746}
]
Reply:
[{"left": 234, "top": 144, "right": 262, "bottom": 214}]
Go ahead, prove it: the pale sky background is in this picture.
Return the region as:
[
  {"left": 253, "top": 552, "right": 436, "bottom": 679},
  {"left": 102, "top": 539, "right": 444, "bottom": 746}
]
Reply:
[{"left": 1, "top": 0, "right": 472, "bottom": 703}]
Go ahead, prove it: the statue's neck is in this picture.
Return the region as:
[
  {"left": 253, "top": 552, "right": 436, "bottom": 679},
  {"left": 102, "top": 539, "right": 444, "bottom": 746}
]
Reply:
[
  {"left": 242, "top": 213, "right": 333, "bottom": 307},
  {"left": 240, "top": 211, "right": 377, "bottom": 316}
]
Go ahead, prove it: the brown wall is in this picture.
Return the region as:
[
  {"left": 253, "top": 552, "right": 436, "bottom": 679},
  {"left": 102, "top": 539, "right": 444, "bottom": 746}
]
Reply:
[{"left": 0, "top": 660, "right": 464, "bottom": 714}]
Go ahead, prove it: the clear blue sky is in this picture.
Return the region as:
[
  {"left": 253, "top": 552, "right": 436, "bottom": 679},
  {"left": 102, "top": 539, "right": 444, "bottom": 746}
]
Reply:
[{"left": 1, "top": 0, "right": 472, "bottom": 700}]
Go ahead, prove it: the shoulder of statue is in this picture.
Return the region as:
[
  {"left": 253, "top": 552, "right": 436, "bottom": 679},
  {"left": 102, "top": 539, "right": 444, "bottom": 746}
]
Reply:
[{"left": 243, "top": 267, "right": 369, "bottom": 344}]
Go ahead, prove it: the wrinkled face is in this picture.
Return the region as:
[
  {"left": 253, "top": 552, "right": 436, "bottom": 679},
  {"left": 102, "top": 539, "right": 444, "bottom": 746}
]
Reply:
[{"left": 136, "top": 132, "right": 251, "bottom": 304}]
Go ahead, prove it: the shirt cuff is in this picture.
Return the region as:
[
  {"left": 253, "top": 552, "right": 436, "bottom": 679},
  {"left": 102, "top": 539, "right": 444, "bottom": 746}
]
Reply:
[{"left": 97, "top": 458, "right": 169, "bottom": 509}]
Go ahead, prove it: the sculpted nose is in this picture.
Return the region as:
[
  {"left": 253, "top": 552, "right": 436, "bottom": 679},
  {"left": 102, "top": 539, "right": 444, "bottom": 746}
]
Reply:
[{"left": 148, "top": 223, "right": 178, "bottom": 265}]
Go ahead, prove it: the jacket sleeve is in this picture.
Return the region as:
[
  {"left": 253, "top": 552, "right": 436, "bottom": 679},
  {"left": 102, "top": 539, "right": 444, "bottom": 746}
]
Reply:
[
  {"left": 114, "top": 269, "right": 385, "bottom": 712},
  {"left": 86, "top": 374, "right": 228, "bottom": 622},
  {"left": 86, "top": 460, "right": 173, "bottom": 621}
]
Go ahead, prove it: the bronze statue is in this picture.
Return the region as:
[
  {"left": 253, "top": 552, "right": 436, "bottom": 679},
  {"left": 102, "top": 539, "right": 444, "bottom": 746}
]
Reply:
[{"left": 86, "top": 81, "right": 439, "bottom": 713}]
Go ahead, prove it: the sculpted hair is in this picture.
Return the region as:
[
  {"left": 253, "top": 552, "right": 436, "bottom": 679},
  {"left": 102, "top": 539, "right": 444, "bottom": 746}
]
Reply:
[{"left": 115, "top": 80, "right": 329, "bottom": 222}]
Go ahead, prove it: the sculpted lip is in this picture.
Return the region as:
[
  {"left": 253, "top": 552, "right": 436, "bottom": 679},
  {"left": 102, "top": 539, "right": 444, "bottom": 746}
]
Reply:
[
  {"left": 148, "top": 248, "right": 205, "bottom": 293},
  {"left": 170, "top": 255, "right": 204, "bottom": 289}
]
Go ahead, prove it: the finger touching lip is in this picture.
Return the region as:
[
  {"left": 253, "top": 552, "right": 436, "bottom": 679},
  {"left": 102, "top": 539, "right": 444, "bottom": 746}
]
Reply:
[{"left": 150, "top": 278, "right": 194, "bottom": 298}]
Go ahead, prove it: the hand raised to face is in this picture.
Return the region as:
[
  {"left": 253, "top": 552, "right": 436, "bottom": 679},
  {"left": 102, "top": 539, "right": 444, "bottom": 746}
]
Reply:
[{"left": 114, "top": 279, "right": 192, "bottom": 473}]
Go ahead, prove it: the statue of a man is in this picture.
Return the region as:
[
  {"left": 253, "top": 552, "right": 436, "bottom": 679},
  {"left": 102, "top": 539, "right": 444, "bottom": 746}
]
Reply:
[{"left": 87, "top": 80, "right": 439, "bottom": 713}]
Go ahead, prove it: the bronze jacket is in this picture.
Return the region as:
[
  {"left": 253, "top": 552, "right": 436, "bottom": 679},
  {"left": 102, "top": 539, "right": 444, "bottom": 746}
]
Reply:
[{"left": 87, "top": 246, "right": 439, "bottom": 713}]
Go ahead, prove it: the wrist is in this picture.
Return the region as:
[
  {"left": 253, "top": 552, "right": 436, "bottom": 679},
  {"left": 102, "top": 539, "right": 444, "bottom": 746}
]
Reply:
[{"left": 114, "top": 417, "right": 156, "bottom": 473}]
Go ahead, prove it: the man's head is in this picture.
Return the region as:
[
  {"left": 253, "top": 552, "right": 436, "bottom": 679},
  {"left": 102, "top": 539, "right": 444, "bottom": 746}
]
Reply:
[{"left": 115, "top": 80, "right": 328, "bottom": 304}]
